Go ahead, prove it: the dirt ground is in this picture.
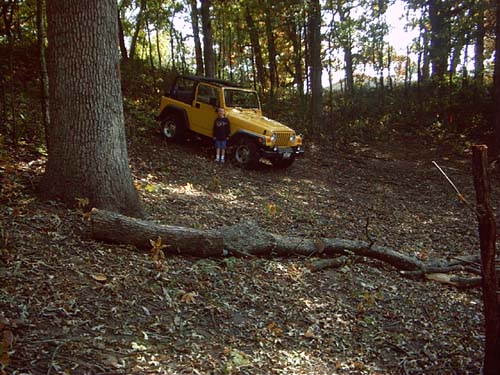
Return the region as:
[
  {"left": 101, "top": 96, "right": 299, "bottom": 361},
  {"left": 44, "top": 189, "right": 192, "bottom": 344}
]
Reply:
[{"left": 1, "top": 131, "right": 497, "bottom": 374}]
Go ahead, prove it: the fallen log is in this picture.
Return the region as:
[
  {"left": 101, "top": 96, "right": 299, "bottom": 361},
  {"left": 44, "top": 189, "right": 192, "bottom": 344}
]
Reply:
[
  {"left": 90, "top": 208, "right": 223, "bottom": 257},
  {"left": 90, "top": 209, "right": 481, "bottom": 288}
]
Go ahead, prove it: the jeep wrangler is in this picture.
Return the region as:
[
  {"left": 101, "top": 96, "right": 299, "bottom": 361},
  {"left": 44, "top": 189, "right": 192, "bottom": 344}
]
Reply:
[{"left": 156, "top": 75, "right": 304, "bottom": 169}]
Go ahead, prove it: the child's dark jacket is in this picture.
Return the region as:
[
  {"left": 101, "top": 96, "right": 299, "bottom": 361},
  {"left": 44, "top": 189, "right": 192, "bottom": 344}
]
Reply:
[{"left": 213, "top": 118, "right": 230, "bottom": 140}]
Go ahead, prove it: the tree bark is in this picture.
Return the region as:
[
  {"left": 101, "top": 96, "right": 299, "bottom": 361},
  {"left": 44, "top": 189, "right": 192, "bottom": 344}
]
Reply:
[
  {"left": 91, "top": 208, "right": 223, "bottom": 256},
  {"left": 201, "top": 0, "right": 215, "bottom": 77},
  {"left": 42, "top": 0, "right": 144, "bottom": 218},
  {"left": 472, "top": 145, "right": 500, "bottom": 374},
  {"left": 36, "top": 0, "right": 50, "bottom": 146},
  {"left": 189, "top": 0, "right": 204, "bottom": 76}
]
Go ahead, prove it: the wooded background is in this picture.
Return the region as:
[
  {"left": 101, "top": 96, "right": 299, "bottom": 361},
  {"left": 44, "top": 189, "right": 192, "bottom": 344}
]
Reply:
[{"left": 0, "top": 0, "right": 499, "bottom": 153}]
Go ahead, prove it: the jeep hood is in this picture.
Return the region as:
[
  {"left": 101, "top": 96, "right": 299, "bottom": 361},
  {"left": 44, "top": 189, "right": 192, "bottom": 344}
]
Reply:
[{"left": 228, "top": 109, "right": 293, "bottom": 133}]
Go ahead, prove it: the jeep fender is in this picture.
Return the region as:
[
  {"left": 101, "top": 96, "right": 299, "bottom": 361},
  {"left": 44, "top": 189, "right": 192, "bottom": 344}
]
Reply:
[
  {"left": 229, "top": 130, "right": 265, "bottom": 146},
  {"left": 158, "top": 105, "right": 190, "bottom": 129}
]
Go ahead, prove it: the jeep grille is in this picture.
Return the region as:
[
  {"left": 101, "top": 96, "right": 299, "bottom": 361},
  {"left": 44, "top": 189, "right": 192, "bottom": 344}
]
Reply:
[{"left": 275, "top": 131, "right": 292, "bottom": 146}]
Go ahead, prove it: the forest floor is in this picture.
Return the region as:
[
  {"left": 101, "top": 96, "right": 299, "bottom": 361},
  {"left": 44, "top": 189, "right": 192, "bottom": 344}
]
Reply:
[{"left": 1, "top": 128, "right": 498, "bottom": 374}]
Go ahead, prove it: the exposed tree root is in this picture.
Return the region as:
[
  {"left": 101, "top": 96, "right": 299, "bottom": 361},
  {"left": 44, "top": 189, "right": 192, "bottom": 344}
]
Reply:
[{"left": 91, "top": 208, "right": 485, "bottom": 288}]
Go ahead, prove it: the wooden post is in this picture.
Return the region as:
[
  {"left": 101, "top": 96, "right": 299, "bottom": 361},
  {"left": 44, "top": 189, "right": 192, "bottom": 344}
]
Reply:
[{"left": 471, "top": 144, "right": 500, "bottom": 374}]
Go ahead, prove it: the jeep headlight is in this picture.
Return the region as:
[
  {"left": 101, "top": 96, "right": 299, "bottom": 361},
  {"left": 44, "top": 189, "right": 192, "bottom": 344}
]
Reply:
[
  {"left": 270, "top": 132, "right": 277, "bottom": 143},
  {"left": 290, "top": 133, "right": 296, "bottom": 143}
]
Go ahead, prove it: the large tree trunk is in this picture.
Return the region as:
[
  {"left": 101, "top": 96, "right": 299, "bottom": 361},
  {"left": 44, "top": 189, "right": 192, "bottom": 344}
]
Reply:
[
  {"left": 189, "top": 0, "right": 204, "bottom": 76},
  {"left": 201, "top": 0, "right": 215, "bottom": 77},
  {"left": 36, "top": 0, "right": 50, "bottom": 145},
  {"left": 428, "top": 0, "right": 448, "bottom": 81},
  {"left": 472, "top": 145, "right": 500, "bottom": 374},
  {"left": 41, "top": 0, "right": 144, "bottom": 218},
  {"left": 494, "top": 0, "right": 500, "bottom": 156},
  {"left": 308, "top": 0, "right": 323, "bottom": 129}
]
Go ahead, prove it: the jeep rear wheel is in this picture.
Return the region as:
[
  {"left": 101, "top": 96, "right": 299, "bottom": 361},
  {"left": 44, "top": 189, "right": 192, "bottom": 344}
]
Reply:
[
  {"left": 160, "top": 115, "right": 185, "bottom": 141},
  {"left": 234, "top": 138, "right": 259, "bottom": 168}
]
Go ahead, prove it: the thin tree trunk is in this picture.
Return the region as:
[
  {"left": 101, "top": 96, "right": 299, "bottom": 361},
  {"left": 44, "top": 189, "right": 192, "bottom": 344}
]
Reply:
[
  {"left": 264, "top": 2, "right": 278, "bottom": 100},
  {"left": 245, "top": 7, "right": 266, "bottom": 93},
  {"left": 156, "top": 29, "right": 162, "bottom": 69},
  {"left": 129, "top": 0, "right": 146, "bottom": 60},
  {"left": 308, "top": 0, "right": 322, "bottom": 129},
  {"left": 289, "top": 22, "right": 303, "bottom": 99},
  {"left": 189, "top": 0, "right": 203, "bottom": 76},
  {"left": 337, "top": 6, "right": 354, "bottom": 94},
  {"left": 42, "top": 0, "right": 144, "bottom": 218},
  {"left": 201, "top": 0, "right": 215, "bottom": 77},
  {"left": 36, "top": 0, "right": 50, "bottom": 146},
  {"left": 471, "top": 145, "right": 500, "bottom": 374},
  {"left": 117, "top": 8, "right": 128, "bottom": 61},
  {"left": 146, "top": 18, "right": 154, "bottom": 70},
  {"left": 475, "top": 5, "right": 485, "bottom": 86},
  {"left": 169, "top": 11, "right": 176, "bottom": 71},
  {"left": 3, "top": 0, "right": 17, "bottom": 146}
]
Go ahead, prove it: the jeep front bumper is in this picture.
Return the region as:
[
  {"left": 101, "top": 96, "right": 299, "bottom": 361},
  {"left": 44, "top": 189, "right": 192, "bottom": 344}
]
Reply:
[{"left": 260, "top": 146, "right": 304, "bottom": 160}]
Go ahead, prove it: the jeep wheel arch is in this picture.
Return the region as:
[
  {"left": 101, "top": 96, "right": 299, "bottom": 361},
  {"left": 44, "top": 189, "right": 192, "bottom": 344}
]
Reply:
[{"left": 159, "top": 105, "right": 190, "bottom": 130}]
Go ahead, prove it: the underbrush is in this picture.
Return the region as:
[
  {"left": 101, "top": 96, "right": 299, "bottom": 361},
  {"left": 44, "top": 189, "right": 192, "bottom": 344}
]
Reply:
[{"left": 0, "top": 46, "right": 494, "bottom": 157}]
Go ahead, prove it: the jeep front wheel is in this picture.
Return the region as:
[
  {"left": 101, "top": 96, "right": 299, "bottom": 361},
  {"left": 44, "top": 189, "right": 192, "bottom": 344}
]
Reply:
[
  {"left": 160, "top": 115, "right": 185, "bottom": 141},
  {"left": 233, "top": 138, "right": 259, "bottom": 168}
]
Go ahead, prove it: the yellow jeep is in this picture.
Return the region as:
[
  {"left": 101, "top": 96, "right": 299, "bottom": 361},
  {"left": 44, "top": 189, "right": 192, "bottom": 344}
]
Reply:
[{"left": 156, "top": 75, "right": 304, "bottom": 169}]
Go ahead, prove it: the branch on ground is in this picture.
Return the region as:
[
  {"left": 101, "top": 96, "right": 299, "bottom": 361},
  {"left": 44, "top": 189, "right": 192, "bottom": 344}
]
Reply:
[{"left": 90, "top": 208, "right": 484, "bottom": 288}]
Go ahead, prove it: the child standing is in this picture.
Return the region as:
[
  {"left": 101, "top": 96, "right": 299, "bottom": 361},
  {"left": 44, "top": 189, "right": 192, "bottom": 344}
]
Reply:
[{"left": 213, "top": 107, "right": 230, "bottom": 163}]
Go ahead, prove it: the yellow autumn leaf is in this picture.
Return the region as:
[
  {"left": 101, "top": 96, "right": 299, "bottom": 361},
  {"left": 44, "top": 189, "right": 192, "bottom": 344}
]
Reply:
[{"left": 75, "top": 197, "right": 89, "bottom": 208}]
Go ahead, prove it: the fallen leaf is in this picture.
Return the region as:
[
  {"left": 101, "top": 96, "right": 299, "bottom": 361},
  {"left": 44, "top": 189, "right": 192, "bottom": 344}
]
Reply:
[
  {"left": 91, "top": 273, "right": 107, "bottom": 283},
  {"left": 304, "top": 327, "right": 314, "bottom": 338},
  {"left": 180, "top": 291, "right": 197, "bottom": 304}
]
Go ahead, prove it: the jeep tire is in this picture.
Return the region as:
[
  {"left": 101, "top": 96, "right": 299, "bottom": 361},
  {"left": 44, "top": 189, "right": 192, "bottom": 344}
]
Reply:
[
  {"left": 233, "top": 138, "right": 259, "bottom": 168},
  {"left": 160, "top": 114, "right": 185, "bottom": 142}
]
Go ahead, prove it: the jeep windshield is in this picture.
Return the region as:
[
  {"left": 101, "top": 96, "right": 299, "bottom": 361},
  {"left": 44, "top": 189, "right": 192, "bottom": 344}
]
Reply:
[{"left": 224, "top": 89, "right": 260, "bottom": 109}]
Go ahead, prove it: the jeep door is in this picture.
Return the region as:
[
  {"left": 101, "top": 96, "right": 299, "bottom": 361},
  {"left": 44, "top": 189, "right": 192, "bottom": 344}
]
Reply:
[{"left": 190, "top": 83, "right": 219, "bottom": 138}]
